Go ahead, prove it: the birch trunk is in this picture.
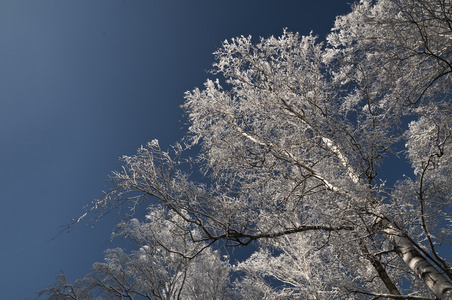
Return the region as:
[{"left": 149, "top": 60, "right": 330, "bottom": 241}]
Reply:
[{"left": 381, "top": 220, "right": 452, "bottom": 300}]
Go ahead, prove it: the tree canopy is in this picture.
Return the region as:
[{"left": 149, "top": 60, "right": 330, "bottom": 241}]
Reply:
[{"left": 41, "top": 0, "right": 452, "bottom": 299}]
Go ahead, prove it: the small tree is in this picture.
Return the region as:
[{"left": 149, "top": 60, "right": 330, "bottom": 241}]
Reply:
[
  {"left": 53, "top": 0, "right": 452, "bottom": 299},
  {"left": 40, "top": 206, "right": 231, "bottom": 299}
]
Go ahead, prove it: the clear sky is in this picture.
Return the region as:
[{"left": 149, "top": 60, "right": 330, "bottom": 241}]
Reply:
[{"left": 0, "top": 1, "right": 352, "bottom": 298}]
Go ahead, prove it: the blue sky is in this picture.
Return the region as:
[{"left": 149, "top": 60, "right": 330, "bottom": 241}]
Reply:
[{"left": 0, "top": 1, "right": 352, "bottom": 298}]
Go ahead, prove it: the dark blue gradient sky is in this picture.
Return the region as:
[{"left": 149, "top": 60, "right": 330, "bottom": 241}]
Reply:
[{"left": 0, "top": 1, "right": 352, "bottom": 298}]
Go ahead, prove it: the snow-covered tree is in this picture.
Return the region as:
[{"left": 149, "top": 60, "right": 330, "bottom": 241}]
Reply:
[
  {"left": 48, "top": 0, "right": 452, "bottom": 299},
  {"left": 39, "top": 206, "right": 231, "bottom": 299}
]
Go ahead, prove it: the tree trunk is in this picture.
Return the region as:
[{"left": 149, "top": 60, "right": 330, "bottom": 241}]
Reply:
[
  {"left": 359, "top": 241, "right": 401, "bottom": 296},
  {"left": 381, "top": 220, "right": 452, "bottom": 300}
]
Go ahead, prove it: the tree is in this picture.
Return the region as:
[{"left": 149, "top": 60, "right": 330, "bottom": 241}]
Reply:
[
  {"left": 51, "top": 0, "right": 452, "bottom": 299},
  {"left": 39, "top": 206, "right": 232, "bottom": 300}
]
